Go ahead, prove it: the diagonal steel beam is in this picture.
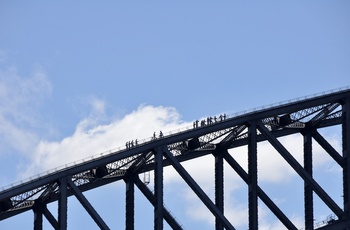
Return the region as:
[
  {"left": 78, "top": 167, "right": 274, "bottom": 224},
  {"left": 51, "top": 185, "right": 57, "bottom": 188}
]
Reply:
[
  {"left": 134, "top": 176, "right": 183, "bottom": 230},
  {"left": 257, "top": 122, "right": 343, "bottom": 218},
  {"left": 67, "top": 178, "right": 110, "bottom": 230},
  {"left": 163, "top": 148, "right": 235, "bottom": 230},
  {"left": 223, "top": 150, "right": 298, "bottom": 230},
  {"left": 33, "top": 201, "right": 59, "bottom": 230},
  {"left": 312, "top": 130, "right": 343, "bottom": 167},
  {"left": 41, "top": 204, "right": 59, "bottom": 230}
]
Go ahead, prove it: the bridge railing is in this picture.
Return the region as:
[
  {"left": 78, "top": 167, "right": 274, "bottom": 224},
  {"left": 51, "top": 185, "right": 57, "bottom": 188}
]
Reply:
[
  {"left": 1, "top": 85, "right": 349, "bottom": 193},
  {"left": 298, "top": 214, "right": 337, "bottom": 230}
]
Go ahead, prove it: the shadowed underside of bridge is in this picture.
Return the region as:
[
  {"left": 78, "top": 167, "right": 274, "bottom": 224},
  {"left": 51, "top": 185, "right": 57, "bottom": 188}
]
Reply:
[{"left": 1, "top": 88, "right": 350, "bottom": 230}]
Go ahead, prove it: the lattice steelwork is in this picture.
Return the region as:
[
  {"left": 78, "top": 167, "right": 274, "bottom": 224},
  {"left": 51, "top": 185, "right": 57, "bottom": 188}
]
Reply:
[{"left": 1, "top": 88, "right": 350, "bottom": 229}]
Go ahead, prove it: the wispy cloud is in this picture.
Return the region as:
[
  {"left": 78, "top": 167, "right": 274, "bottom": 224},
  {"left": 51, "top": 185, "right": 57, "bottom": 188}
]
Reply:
[{"left": 0, "top": 67, "right": 52, "bottom": 155}]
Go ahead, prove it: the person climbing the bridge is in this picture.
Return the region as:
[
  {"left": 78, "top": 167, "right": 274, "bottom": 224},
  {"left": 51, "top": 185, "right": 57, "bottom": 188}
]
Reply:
[
  {"left": 196, "top": 120, "right": 199, "bottom": 128},
  {"left": 159, "top": 131, "right": 163, "bottom": 138},
  {"left": 153, "top": 132, "right": 156, "bottom": 140},
  {"left": 207, "top": 117, "right": 211, "bottom": 125}
]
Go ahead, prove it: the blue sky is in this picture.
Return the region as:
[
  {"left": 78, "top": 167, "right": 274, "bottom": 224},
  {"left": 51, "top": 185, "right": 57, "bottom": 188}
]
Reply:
[{"left": 0, "top": 1, "right": 350, "bottom": 229}]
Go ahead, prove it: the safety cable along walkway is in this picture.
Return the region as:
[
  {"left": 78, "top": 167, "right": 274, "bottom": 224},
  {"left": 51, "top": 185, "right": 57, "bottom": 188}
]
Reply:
[{"left": 1, "top": 86, "right": 350, "bottom": 230}]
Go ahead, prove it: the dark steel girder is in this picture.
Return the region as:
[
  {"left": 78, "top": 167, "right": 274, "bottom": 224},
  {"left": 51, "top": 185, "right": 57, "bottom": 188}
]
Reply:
[
  {"left": 163, "top": 147, "right": 235, "bottom": 230},
  {"left": 41, "top": 204, "right": 59, "bottom": 229},
  {"left": 134, "top": 175, "right": 183, "bottom": 230},
  {"left": 58, "top": 178, "right": 67, "bottom": 230},
  {"left": 223, "top": 149, "right": 298, "bottom": 230},
  {"left": 1, "top": 88, "right": 350, "bottom": 229},
  {"left": 227, "top": 117, "right": 342, "bottom": 150},
  {"left": 33, "top": 202, "right": 59, "bottom": 230},
  {"left": 257, "top": 122, "right": 343, "bottom": 218},
  {"left": 154, "top": 146, "right": 164, "bottom": 230},
  {"left": 125, "top": 175, "right": 135, "bottom": 230},
  {"left": 67, "top": 178, "right": 110, "bottom": 230},
  {"left": 312, "top": 130, "right": 343, "bottom": 167},
  {"left": 214, "top": 148, "right": 224, "bottom": 230},
  {"left": 1, "top": 90, "right": 347, "bottom": 203},
  {"left": 342, "top": 96, "right": 350, "bottom": 219},
  {"left": 303, "top": 131, "right": 314, "bottom": 229},
  {"left": 248, "top": 121, "right": 258, "bottom": 229}
]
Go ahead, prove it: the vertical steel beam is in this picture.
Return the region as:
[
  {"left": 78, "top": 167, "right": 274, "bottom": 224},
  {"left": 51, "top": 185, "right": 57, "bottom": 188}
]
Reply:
[
  {"left": 125, "top": 175, "right": 135, "bottom": 230},
  {"left": 58, "top": 178, "right": 68, "bottom": 230},
  {"left": 134, "top": 176, "right": 183, "bottom": 230},
  {"left": 303, "top": 131, "right": 313, "bottom": 229},
  {"left": 33, "top": 203, "right": 43, "bottom": 230},
  {"left": 163, "top": 148, "right": 235, "bottom": 230},
  {"left": 154, "top": 147, "right": 164, "bottom": 230},
  {"left": 214, "top": 148, "right": 224, "bottom": 230},
  {"left": 343, "top": 96, "right": 350, "bottom": 219},
  {"left": 248, "top": 121, "right": 258, "bottom": 229}
]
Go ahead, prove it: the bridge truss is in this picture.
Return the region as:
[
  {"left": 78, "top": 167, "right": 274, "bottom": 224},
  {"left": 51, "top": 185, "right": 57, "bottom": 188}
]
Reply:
[{"left": 1, "top": 88, "right": 350, "bottom": 229}]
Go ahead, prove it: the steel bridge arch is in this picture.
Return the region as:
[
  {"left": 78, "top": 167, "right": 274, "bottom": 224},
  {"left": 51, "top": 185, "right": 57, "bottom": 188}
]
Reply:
[{"left": 1, "top": 87, "right": 350, "bottom": 229}]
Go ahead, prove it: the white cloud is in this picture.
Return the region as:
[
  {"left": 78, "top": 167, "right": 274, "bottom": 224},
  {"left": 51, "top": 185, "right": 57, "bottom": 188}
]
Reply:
[{"left": 24, "top": 105, "right": 191, "bottom": 177}]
